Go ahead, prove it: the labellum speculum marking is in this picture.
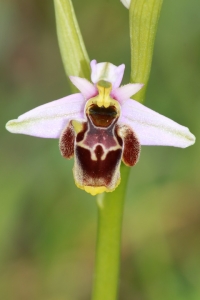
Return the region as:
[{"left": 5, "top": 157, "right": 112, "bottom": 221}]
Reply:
[{"left": 59, "top": 80, "right": 140, "bottom": 195}]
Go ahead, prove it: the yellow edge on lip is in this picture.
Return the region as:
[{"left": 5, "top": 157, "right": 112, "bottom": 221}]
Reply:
[{"left": 74, "top": 178, "right": 121, "bottom": 196}]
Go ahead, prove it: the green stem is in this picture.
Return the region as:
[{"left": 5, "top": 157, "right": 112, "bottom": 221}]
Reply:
[{"left": 92, "top": 165, "right": 130, "bottom": 300}]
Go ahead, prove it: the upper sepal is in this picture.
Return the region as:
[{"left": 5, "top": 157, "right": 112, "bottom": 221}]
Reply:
[{"left": 90, "top": 60, "right": 125, "bottom": 89}]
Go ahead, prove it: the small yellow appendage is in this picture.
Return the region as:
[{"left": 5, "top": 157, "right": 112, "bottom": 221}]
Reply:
[
  {"left": 85, "top": 80, "right": 120, "bottom": 117},
  {"left": 74, "top": 178, "right": 121, "bottom": 196}
]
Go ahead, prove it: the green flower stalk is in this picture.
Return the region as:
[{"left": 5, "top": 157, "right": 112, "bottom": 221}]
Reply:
[
  {"left": 92, "top": 164, "right": 130, "bottom": 300},
  {"left": 5, "top": 1, "right": 195, "bottom": 300}
]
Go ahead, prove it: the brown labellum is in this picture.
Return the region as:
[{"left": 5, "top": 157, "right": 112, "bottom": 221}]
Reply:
[{"left": 59, "top": 101, "right": 140, "bottom": 195}]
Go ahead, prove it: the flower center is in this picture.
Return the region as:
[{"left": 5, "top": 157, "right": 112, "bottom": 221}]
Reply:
[
  {"left": 85, "top": 80, "right": 121, "bottom": 123},
  {"left": 88, "top": 105, "right": 117, "bottom": 127}
]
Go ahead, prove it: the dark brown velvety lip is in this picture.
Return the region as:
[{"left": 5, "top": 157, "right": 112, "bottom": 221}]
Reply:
[
  {"left": 75, "top": 145, "right": 122, "bottom": 188},
  {"left": 59, "top": 104, "right": 140, "bottom": 193}
]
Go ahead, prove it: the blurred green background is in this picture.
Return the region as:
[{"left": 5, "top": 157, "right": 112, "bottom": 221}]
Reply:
[{"left": 0, "top": 0, "right": 199, "bottom": 299}]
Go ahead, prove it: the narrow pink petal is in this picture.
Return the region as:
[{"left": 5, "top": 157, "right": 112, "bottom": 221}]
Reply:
[
  {"left": 90, "top": 59, "right": 97, "bottom": 75},
  {"left": 69, "top": 76, "right": 97, "bottom": 99},
  {"left": 6, "top": 94, "right": 86, "bottom": 138},
  {"left": 119, "top": 99, "right": 195, "bottom": 148},
  {"left": 112, "top": 83, "right": 144, "bottom": 103},
  {"left": 90, "top": 60, "right": 125, "bottom": 89}
]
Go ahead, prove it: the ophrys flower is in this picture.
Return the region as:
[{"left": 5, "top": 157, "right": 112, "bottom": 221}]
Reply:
[{"left": 6, "top": 60, "right": 195, "bottom": 195}]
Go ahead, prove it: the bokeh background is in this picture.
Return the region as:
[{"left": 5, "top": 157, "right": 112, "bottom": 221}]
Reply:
[{"left": 1, "top": 0, "right": 199, "bottom": 299}]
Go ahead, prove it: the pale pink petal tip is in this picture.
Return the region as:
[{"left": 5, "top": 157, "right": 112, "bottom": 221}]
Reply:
[
  {"left": 120, "top": 0, "right": 131, "bottom": 9},
  {"left": 90, "top": 59, "right": 97, "bottom": 70},
  {"left": 114, "top": 64, "right": 125, "bottom": 89},
  {"left": 6, "top": 94, "right": 85, "bottom": 138},
  {"left": 69, "top": 76, "right": 97, "bottom": 100},
  {"left": 120, "top": 99, "right": 196, "bottom": 148},
  {"left": 112, "top": 83, "right": 144, "bottom": 103},
  {"left": 90, "top": 60, "right": 125, "bottom": 89}
]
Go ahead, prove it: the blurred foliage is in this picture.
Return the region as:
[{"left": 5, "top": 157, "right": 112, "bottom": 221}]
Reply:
[{"left": 0, "top": 0, "right": 199, "bottom": 299}]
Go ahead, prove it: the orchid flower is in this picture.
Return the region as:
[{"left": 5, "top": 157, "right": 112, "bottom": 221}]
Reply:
[{"left": 6, "top": 60, "right": 195, "bottom": 195}]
